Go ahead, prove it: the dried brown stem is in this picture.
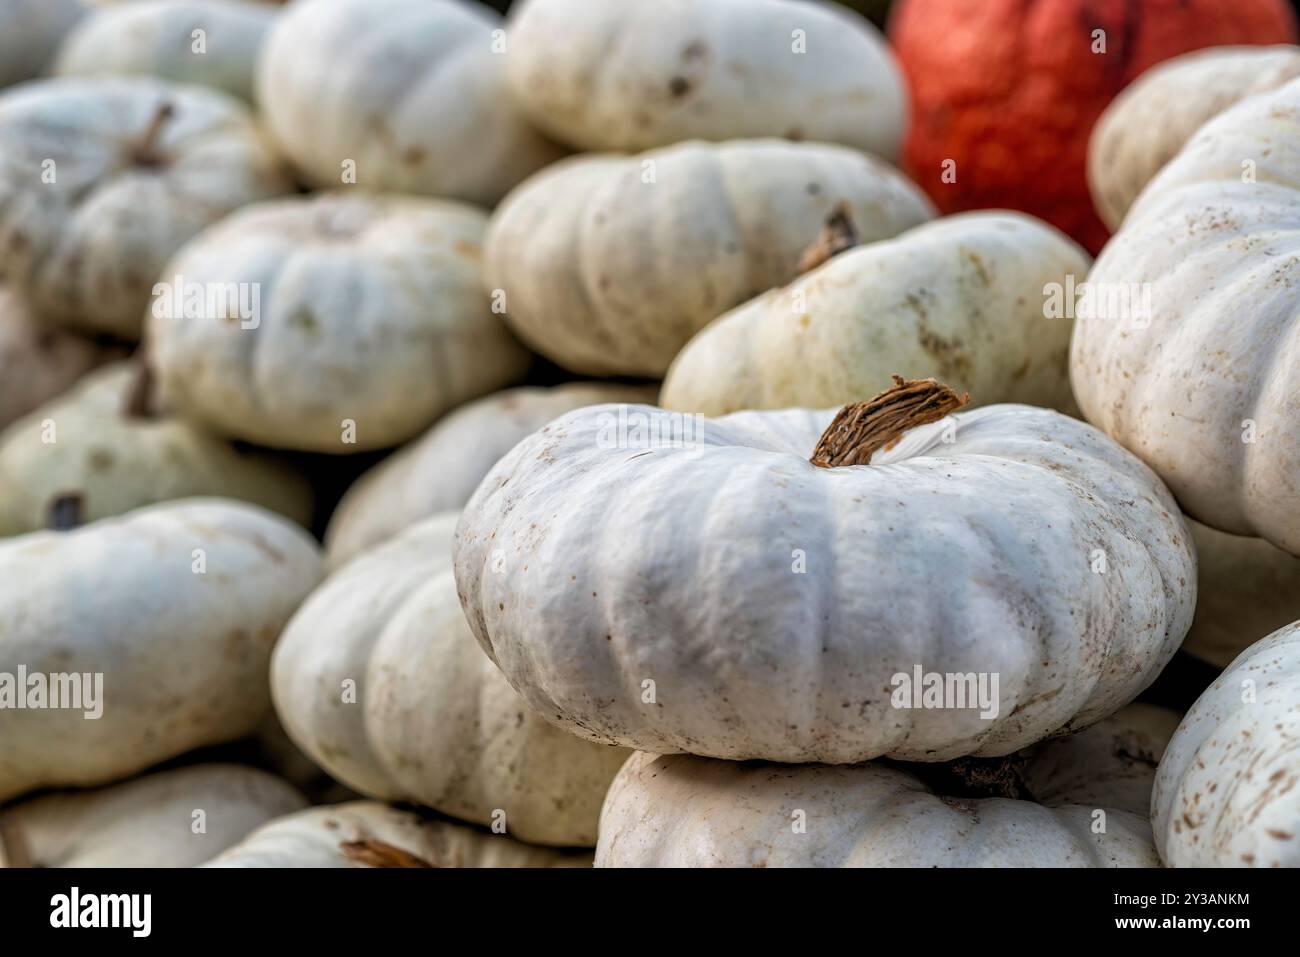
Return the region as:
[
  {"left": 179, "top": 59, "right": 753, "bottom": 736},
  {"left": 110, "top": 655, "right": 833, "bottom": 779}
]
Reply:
[
  {"left": 797, "top": 201, "right": 859, "bottom": 273},
  {"left": 810, "top": 375, "right": 969, "bottom": 468},
  {"left": 130, "top": 102, "right": 176, "bottom": 168},
  {"left": 122, "top": 360, "right": 158, "bottom": 420},
  {"left": 907, "top": 754, "right": 1038, "bottom": 803},
  {"left": 340, "top": 839, "right": 435, "bottom": 868},
  {"left": 45, "top": 493, "right": 85, "bottom": 531}
]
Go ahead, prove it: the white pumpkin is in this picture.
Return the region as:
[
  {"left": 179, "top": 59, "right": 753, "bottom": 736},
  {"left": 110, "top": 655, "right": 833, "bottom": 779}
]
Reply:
[
  {"left": 326, "top": 382, "right": 657, "bottom": 568},
  {"left": 504, "top": 0, "right": 906, "bottom": 158},
  {"left": 1183, "top": 520, "right": 1300, "bottom": 669},
  {"left": 1071, "top": 79, "right": 1300, "bottom": 556},
  {"left": 54, "top": 0, "right": 276, "bottom": 103},
  {"left": 485, "top": 139, "right": 934, "bottom": 377},
  {"left": 0, "top": 361, "right": 313, "bottom": 535},
  {"left": 661, "top": 212, "right": 1088, "bottom": 416},
  {"left": 275, "top": 512, "right": 629, "bottom": 847},
  {"left": 1153, "top": 621, "right": 1300, "bottom": 867},
  {"left": 0, "top": 284, "right": 114, "bottom": 431},
  {"left": 0, "top": 76, "right": 290, "bottom": 339},
  {"left": 1088, "top": 46, "right": 1300, "bottom": 231},
  {"left": 0, "top": 764, "right": 305, "bottom": 868},
  {"left": 256, "top": 0, "right": 563, "bottom": 207},
  {"left": 147, "top": 192, "right": 530, "bottom": 453},
  {"left": 455, "top": 380, "right": 1196, "bottom": 764},
  {"left": 1020, "top": 703, "right": 1180, "bottom": 817},
  {"left": 595, "top": 753, "right": 1159, "bottom": 868},
  {"left": 0, "top": 499, "right": 323, "bottom": 802},
  {"left": 0, "top": 0, "right": 85, "bottom": 88},
  {"left": 205, "top": 802, "right": 593, "bottom": 868}
]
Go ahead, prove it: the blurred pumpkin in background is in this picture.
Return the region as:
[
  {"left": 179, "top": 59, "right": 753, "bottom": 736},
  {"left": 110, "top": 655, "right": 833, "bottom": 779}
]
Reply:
[
  {"left": 889, "top": 0, "right": 1297, "bottom": 253},
  {"left": 485, "top": 0, "right": 895, "bottom": 25}
]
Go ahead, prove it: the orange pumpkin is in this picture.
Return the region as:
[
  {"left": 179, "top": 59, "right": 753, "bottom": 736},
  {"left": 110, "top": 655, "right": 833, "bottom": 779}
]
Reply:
[{"left": 889, "top": 0, "right": 1297, "bottom": 253}]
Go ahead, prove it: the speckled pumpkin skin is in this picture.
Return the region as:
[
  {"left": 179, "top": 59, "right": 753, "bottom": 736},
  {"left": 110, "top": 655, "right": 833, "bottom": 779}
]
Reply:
[
  {"left": 1153, "top": 622, "right": 1300, "bottom": 867},
  {"left": 1088, "top": 45, "right": 1300, "bottom": 230},
  {"left": 1071, "top": 80, "right": 1300, "bottom": 556},
  {"left": 888, "top": 0, "right": 1297, "bottom": 253}
]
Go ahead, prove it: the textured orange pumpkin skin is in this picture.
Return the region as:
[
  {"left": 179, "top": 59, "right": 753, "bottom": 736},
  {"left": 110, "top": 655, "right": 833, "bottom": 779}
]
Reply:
[{"left": 890, "top": 0, "right": 1297, "bottom": 253}]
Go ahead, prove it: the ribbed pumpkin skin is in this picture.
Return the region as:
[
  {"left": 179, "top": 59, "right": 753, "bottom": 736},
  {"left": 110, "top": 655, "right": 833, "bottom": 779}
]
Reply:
[
  {"left": 889, "top": 0, "right": 1297, "bottom": 253},
  {"left": 0, "top": 765, "right": 306, "bottom": 868},
  {"left": 455, "top": 402, "right": 1195, "bottom": 765},
  {"left": 1088, "top": 46, "right": 1300, "bottom": 230},
  {"left": 204, "top": 802, "right": 593, "bottom": 868}
]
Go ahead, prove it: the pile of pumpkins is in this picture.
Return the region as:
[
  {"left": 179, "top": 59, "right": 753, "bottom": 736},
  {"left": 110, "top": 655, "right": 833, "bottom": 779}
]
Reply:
[{"left": 0, "top": 0, "right": 1296, "bottom": 870}]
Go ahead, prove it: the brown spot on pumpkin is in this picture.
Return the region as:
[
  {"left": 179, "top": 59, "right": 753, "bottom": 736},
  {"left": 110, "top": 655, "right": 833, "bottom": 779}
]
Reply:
[
  {"left": 288, "top": 306, "right": 317, "bottom": 332},
  {"left": 224, "top": 629, "right": 250, "bottom": 661},
  {"left": 916, "top": 318, "right": 972, "bottom": 381},
  {"left": 87, "top": 449, "right": 115, "bottom": 472},
  {"left": 681, "top": 40, "right": 708, "bottom": 60},
  {"left": 401, "top": 145, "right": 426, "bottom": 166},
  {"left": 453, "top": 239, "right": 481, "bottom": 260},
  {"left": 786, "top": 127, "right": 805, "bottom": 141},
  {"left": 668, "top": 76, "right": 692, "bottom": 98},
  {"left": 1266, "top": 829, "right": 1294, "bottom": 840}
]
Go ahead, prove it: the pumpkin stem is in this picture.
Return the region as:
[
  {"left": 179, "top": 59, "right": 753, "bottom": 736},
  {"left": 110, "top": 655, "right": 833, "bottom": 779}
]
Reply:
[
  {"left": 45, "top": 493, "right": 85, "bottom": 531},
  {"left": 339, "top": 839, "right": 435, "bottom": 868},
  {"left": 130, "top": 102, "right": 176, "bottom": 168},
  {"left": 122, "top": 360, "right": 158, "bottom": 420},
  {"left": 810, "top": 375, "right": 969, "bottom": 468},
  {"left": 0, "top": 816, "right": 34, "bottom": 868},
  {"left": 911, "top": 754, "right": 1038, "bottom": 803},
  {"left": 797, "top": 201, "right": 859, "bottom": 273}
]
